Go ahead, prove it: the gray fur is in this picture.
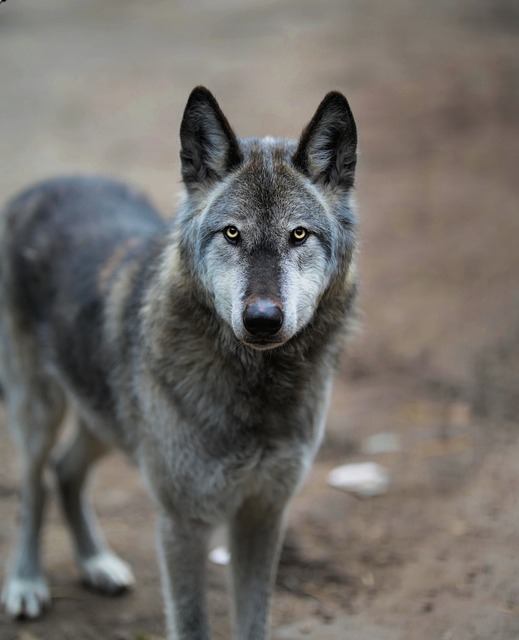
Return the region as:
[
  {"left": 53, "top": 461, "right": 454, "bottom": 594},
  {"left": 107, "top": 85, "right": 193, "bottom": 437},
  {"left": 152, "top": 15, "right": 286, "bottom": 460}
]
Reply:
[{"left": 0, "top": 87, "right": 358, "bottom": 639}]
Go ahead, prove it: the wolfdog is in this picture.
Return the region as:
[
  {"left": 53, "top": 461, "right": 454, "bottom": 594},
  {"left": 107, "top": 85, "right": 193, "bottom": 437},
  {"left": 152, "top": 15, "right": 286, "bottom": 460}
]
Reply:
[{"left": 0, "top": 86, "right": 358, "bottom": 639}]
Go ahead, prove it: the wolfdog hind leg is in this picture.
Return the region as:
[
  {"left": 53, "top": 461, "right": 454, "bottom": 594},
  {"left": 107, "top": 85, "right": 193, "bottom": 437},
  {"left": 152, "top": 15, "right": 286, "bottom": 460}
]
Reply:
[
  {"left": 229, "top": 498, "right": 288, "bottom": 640},
  {"left": 1, "top": 375, "right": 65, "bottom": 618},
  {"left": 53, "top": 421, "right": 134, "bottom": 593},
  {"left": 157, "top": 512, "right": 211, "bottom": 640}
]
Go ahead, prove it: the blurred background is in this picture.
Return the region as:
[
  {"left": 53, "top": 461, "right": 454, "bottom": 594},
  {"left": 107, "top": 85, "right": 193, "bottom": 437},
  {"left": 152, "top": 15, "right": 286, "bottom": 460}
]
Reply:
[{"left": 0, "top": 1, "right": 518, "bottom": 639}]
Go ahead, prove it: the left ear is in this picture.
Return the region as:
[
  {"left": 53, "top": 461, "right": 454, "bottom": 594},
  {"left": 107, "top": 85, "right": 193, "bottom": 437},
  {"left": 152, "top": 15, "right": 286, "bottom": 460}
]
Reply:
[
  {"left": 180, "top": 86, "right": 243, "bottom": 192},
  {"left": 293, "top": 91, "right": 357, "bottom": 191}
]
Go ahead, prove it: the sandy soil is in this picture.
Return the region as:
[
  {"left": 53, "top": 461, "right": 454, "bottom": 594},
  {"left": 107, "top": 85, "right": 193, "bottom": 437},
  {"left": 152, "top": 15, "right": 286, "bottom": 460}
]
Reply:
[{"left": 0, "top": 1, "right": 518, "bottom": 639}]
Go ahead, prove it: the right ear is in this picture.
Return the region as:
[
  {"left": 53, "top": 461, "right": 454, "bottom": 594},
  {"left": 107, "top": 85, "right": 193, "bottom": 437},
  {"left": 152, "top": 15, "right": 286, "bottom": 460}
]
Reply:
[
  {"left": 293, "top": 91, "right": 357, "bottom": 191},
  {"left": 180, "top": 86, "right": 243, "bottom": 191}
]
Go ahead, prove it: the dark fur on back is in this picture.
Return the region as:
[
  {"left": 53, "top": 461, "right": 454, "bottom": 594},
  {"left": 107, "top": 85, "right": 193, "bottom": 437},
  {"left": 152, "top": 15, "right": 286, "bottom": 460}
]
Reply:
[{"left": 2, "top": 176, "right": 165, "bottom": 416}]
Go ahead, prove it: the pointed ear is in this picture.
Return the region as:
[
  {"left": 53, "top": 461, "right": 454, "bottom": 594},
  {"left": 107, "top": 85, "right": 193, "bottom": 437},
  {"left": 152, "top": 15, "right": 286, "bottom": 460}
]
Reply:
[
  {"left": 180, "top": 86, "right": 243, "bottom": 191},
  {"left": 293, "top": 91, "right": 357, "bottom": 191}
]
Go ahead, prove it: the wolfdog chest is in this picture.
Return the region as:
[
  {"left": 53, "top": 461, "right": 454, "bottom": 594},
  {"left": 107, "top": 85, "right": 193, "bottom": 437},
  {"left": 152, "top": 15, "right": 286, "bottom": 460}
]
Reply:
[
  {"left": 138, "top": 369, "right": 328, "bottom": 522},
  {"left": 133, "top": 330, "right": 333, "bottom": 520}
]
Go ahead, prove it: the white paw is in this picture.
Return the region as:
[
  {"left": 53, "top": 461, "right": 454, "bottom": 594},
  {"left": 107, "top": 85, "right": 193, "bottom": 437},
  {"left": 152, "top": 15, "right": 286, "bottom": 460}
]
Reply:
[
  {"left": 1, "top": 575, "right": 51, "bottom": 618},
  {"left": 80, "top": 551, "right": 135, "bottom": 593}
]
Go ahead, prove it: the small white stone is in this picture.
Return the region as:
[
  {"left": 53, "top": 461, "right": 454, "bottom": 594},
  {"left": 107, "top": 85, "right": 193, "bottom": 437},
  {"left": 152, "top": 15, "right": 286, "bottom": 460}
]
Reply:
[
  {"left": 208, "top": 546, "right": 231, "bottom": 566},
  {"left": 327, "top": 462, "right": 390, "bottom": 497}
]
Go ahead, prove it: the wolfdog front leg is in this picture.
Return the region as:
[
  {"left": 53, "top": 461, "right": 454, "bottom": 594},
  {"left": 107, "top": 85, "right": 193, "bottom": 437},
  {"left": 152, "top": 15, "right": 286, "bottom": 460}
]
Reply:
[
  {"left": 229, "top": 498, "right": 287, "bottom": 640},
  {"left": 157, "top": 513, "right": 211, "bottom": 640}
]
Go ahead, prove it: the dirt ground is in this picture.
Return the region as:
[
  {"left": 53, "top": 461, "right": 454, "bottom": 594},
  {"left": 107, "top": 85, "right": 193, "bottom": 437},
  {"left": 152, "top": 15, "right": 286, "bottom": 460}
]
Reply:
[{"left": 0, "top": 1, "right": 518, "bottom": 639}]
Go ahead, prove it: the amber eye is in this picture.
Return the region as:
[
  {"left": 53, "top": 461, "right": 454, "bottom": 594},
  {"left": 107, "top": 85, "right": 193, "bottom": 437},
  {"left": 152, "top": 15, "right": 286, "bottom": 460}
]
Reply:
[
  {"left": 224, "top": 226, "right": 240, "bottom": 243},
  {"left": 291, "top": 227, "right": 308, "bottom": 244}
]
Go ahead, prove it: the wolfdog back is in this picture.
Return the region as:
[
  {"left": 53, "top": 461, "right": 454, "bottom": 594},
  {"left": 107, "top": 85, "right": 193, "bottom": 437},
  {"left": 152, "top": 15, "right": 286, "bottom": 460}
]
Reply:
[{"left": 0, "top": 87, "right": 358, "bottom": 640}]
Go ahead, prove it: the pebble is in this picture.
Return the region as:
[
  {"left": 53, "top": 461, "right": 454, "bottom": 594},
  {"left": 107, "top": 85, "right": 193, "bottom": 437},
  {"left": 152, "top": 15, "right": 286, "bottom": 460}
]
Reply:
[
  {"left": 327, "top": 462, "right": 391, "bottom": 497},
  {"left": 208, "top": 545, "right": 231, "bottom": 566}
]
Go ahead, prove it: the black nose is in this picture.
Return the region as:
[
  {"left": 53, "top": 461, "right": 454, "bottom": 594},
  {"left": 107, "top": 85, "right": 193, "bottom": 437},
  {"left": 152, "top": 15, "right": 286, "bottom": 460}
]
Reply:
[{"left": 243, "top": 298, "right": 284, "bottom": 337}]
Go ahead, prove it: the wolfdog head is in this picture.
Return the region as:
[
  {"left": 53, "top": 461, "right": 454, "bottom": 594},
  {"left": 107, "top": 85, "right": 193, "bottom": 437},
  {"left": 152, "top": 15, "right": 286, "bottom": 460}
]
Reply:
[{"left": 177, "top": 87, "right": 358, "bottom": 350}]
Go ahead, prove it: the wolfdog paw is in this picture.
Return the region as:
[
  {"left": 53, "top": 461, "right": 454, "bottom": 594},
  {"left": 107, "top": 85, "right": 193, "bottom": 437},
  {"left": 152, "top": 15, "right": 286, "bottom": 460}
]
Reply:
[
  {"left": 80, "top": 551, "right": 135, "bottom": 594},
  {"left": 1, "top": 575, "right": 51, "bottom": 618}
]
